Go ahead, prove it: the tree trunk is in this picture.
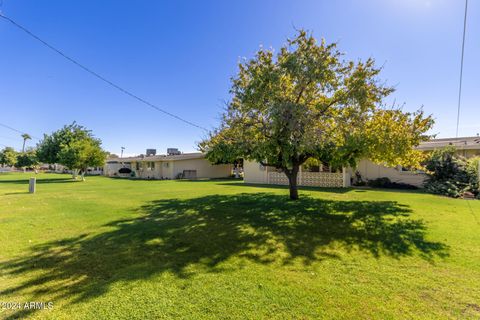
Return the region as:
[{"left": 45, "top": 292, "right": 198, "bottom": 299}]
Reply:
[{"left": 285, "top": 164, "right": 300, "bottom": 200}]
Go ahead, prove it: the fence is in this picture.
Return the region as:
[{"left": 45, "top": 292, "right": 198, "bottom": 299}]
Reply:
[{"left": 268, "top": 171, "right": 346, "bottom": 188}]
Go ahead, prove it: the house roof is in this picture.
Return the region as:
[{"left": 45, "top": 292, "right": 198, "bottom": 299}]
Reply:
[
  {"left": 417, "top": 136, "right": 480, "bottom": 151},
  {"left": 107, "top": 152, "right": 206, "bottom": 163},
  {"left": 105, "top": 136, "right": 480, "bottom": 164}
]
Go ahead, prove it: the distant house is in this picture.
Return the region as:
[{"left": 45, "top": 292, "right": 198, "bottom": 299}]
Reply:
[
  {"left": 104, "top": 150, "right": 232, "bottom": 180},
  {"left": 243, "top": 136, "right": 480, "bottom": 188},
  {"left": 416, "top": 136, "right": 480, "bottom": 158}
]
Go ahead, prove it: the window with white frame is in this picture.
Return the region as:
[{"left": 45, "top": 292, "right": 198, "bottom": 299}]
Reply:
[{"left": 146, "top": 162, "right": 155, "bottom": 170}]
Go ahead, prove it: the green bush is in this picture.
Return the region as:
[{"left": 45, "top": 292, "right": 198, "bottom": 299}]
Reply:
[
  {"left": 467, "top": 157, "right": 480, "bottom": 198},
  {"left": 424, "top": 147, "right": 478, "bottom": 198},
  {"left": 367, "top": 177, "right": 418, "bottom": 190}
]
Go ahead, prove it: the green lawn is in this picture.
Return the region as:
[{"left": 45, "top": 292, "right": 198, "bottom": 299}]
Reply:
[{"left": 0, "top": 173, "right": 479, "bottom": 319}]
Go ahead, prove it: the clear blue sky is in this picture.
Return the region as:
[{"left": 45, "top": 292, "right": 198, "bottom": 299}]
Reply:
[{"left": 1, "top": 0, "right": 478, "bottom": 156}]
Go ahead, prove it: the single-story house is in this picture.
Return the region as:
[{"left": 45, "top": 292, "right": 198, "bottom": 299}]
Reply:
[
  {"left": 104, "top": 152, "right": 232, "bottom": 180},
  {"left": 244, "top": 136, "right": 480, "bottom": 188}
]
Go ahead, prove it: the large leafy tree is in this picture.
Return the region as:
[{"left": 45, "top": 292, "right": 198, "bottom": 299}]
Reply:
[
  {"left": 37, "top": 123, "right": 107, "bottom": 180},
  {"left": 0, "top": 147, "right": 18, "bottom": 167},
  {"left": 201, "top": 31, "right": 433, "bottom": 200}
]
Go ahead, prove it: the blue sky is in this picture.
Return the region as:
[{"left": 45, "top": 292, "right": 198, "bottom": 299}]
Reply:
[{"left": 0, "top": 0, "right": 478, "bottom": 156}]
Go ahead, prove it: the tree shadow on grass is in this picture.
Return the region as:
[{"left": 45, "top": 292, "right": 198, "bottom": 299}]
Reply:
[
  {"left": 0, "top": 193, "right": 448, "bottom": 319},
  {"left": 0, "top": 178, "right": 76, "bottom": 184},
  {"left": 217, "top": 181, "right": 351, "bottom": 193}
]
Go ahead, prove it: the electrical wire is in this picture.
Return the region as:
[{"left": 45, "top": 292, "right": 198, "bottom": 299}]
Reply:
[
  {"left": 0, "top": 122, "right": 40, "bottom": 140},
  {"left": 456, "top": 0, "right": 468, "bottom": 138},
  {"left": 0, "top": 13, "right": 209, "bottom": 132}
]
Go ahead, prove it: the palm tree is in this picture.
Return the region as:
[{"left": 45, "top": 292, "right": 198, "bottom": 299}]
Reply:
[{"left": 21, "top": 133, "right": 31, "bottom": 152}]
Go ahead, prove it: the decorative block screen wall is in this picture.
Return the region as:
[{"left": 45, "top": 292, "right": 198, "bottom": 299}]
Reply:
[
  {"left": 268, "top": 172, "right": 344, "bottom": 188},
  {"left": 268, "top": 172, "right": 294, "bottom": 185},
  {"left": 301, "top": 172, "right": 343, "bottom": 187}
]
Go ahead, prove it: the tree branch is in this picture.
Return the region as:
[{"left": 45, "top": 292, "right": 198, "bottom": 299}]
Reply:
[{"left": 295, "top": 79, "right": 313, "bottom": 104}]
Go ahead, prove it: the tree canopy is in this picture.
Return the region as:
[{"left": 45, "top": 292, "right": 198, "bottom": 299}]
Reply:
[
  {"left": 37, "top": 123, "right": 106, "bottom": 180},
  {"left": 200, "top": 30, "right": 434, "bottom": 199},
  {"left": 0, "top": 147, "right": 18, "bottom": 167},
  {"left": 16, "top": 148, "right": 39, "bottom": 169}
]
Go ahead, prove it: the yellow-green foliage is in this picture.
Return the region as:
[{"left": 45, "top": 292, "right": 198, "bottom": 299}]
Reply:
[{"left": 201, "top": 30, "right": 433, "bottom": 199}]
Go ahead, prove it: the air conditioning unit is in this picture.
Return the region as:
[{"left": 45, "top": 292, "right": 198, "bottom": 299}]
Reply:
[
  {"left": 167, "top": 148, "right": 181, "bottom": 155},
  {"left": 146, "top": 149, "right": 157, "bottom": 157}
]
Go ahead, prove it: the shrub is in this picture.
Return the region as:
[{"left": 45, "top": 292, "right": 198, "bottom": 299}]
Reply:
[
  {"left": 367, "top": 177, "right": 417, "bottom": 190},
  {"left": 467, "top": 157, "right": 480, "bottom": 197},
  {"left": 352, "top": 171, "right": 367, "bottom": 186},
  {"left": 424, "top": 147, "right": 478, "bottom": 198}
]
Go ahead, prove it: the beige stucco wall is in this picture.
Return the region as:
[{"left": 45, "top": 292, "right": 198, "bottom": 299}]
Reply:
[
  {"left": 243, "top": 160, "right": 268, "bottom": 184},
  {"left": 462, "top": 149, "right": 480, "bottom": 158},
  {"left": 351, "top": 159, "right": 427, "bottom": 187},
  {"left": 129, "top": 158, "right": 231, "bottom": 179},
  {"left": 104, "top": 162, "right": 132, "bottom": 177},
  {"left": 104, "top": 163, "right": 121, "bottom": 176},
  {"left": 130, "top": 161, "right": 161, "bottom": 179},
  {"left": 171, "top": 159, "right": 232, "bottom": 179}
]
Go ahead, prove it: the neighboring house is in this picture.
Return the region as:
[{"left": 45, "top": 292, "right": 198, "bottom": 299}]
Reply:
[
  {"left": 243, "top": 136, "right": 480, "bottom": 188},
  {"left": 104, "top": 152, "right": 232, "bottom": 180},
  {"left": 416, "top": 136, "right": 480, "bottom": 158},
  {"left": 104, "top": 159, "right": 132, "bottom": 177},
  {"left": 44, "top": 164, "right": 104, "bottom": 175}
]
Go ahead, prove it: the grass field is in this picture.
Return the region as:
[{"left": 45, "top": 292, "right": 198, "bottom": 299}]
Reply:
[{"left": 0, "top": 173, "right": 479, "bottom": 319}]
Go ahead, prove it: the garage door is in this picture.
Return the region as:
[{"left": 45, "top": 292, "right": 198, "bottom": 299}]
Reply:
[{"left": 183, "top": 170, "right": 197, "bottom": 179}]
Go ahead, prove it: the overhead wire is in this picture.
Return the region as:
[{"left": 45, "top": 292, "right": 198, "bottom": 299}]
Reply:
[
  {"left": 0, "top": 13, "right": 209, "bottom": 132},
  {"left": 455, "top": 0, "right": 468, "bottom": 138}
]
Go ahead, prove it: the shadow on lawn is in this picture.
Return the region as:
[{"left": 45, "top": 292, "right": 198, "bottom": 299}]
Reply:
[
  {"left": 0, "top": 193, "right": 448, "bottom": 319},
  {"left": 0, "top": 178, "right": 75, "bottom": 184}
]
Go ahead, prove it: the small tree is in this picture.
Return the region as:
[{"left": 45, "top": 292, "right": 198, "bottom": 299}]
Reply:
[
  {"left": 16, "top": 148, "right": 39, "bottom": 171},
  {"left": 0, "top": 147, "right": 18, "bottom": 167},
  {"left": 37, "top": 123, "right": 107, "bottom": 180},
  {"left": 201, "top": 30, "right": 433, "bottom": 199}
]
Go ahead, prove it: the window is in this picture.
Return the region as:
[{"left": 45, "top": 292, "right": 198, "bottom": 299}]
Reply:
[
  {"left": 164, "top": 162, "right": 169, "bottom": 168},
  {"left": 146, "top": 162, "right": 155, "bottom": 170},
  {"left": 136, "top": 162, "right": 140, "bottom": 170}
]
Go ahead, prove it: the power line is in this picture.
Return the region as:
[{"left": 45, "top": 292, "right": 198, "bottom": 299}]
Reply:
[
  {"left": 0, "top": 122, "right": 40, "bottom": 140},
  {"left": 0, "top": 13, "right": 209, "bottom": 132},
  {"left": 456, "top": 0, "right": 468, "bottom": 138},
  {"left": 0, "top": 134, "right": 21, "bottom": 141}
]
